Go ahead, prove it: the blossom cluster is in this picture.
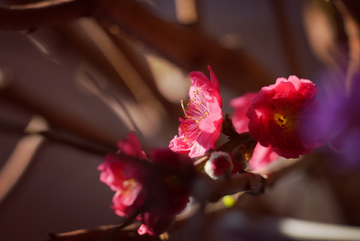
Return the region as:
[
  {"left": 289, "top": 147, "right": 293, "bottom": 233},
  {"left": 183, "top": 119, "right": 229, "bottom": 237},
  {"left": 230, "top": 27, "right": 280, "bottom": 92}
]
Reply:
[
  {"left": 169, "top": 68, "right": 323, "bottom": 175},
  {"left": 98, "top": 66, "right": 326, "bottom": 236}
]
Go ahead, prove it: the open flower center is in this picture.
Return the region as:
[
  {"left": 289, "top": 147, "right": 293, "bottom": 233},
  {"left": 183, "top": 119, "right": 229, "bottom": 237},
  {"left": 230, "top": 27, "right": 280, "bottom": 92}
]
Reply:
[
  {"left": 123, "top": 178, "right": 138, "bottom": 189},
  {"left": 273, "top": 111, "right": 296, "bottom": 130},
  {"left": 120, "top": 178, "right": 142, "bottom": 205},
  {"left": 180, "top": 88, "right": 210, "bottom": 143}
]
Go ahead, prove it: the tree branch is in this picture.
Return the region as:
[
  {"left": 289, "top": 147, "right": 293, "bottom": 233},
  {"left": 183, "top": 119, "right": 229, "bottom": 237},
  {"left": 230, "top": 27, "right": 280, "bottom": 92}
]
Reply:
[
  {"left": 0, "top": 0, "right": 275, "bottom": 91},
  {"left": 43, "top": 224, "right": 159, "bottom": 241},
  {"left": 95, "top": 0, "right": 274, "bottom": 91},
  {"left": 193, "top": 172, "right": 265, "bottom": 203},
  {"left": 0, "top": 0, "right": 93, "bottom": 31}
]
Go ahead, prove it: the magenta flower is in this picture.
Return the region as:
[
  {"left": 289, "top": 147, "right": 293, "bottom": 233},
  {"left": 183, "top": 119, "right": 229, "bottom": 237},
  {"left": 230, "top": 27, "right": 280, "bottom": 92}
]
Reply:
[
  {"left": 99, "top": 134, "right": 196, "bottom": 235},
  {"left": 246, "top": 76, "right": 323, "bottom": 159},
  {"left": 169, "top": 66, "right": 223, "bottom": 158},
  {"left": 98, "top": 133, "right": 148, "bottom": 216},
  {"left": 99, "top": 133, "right": 147, "bottom": 192},
  {"left": 230, "top": 93, "right": 279, "bottom": 171}
]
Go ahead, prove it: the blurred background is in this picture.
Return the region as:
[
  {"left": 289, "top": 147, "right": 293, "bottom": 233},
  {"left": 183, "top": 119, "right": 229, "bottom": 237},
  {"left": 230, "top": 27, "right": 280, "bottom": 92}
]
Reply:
[{"left": 0, "top": 0, "right": 359, "bottom": 240}]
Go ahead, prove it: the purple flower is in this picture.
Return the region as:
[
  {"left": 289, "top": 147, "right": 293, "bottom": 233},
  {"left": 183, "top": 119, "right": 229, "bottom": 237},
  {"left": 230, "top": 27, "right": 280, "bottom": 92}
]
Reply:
[{"left": 315, "top": 81, "right": 360, "bottom": 168}]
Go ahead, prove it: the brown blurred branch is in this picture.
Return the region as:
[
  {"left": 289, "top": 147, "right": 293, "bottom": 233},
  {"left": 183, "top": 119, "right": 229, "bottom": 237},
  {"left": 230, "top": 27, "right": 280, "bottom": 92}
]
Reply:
[
  {"left": 333, "top": 0, "right": 360, "bottom": 93},
  {"left": 0, "top": 0, "right": 93, "bottom": 31},
  {"left": 193, "top": 172, "right": 265, "bottom": 203},
  {"left": 41, "top": 171, "right": 265, "bottom": 241},
  {"left": 43, "top": 224, "right": 161, "bottom": 241},
  {"left": 0, "top": 116, "right": 113, "bottom": 156},
  {"left": 1, "top": 86, "right": 118, "bottom": 150},
  {"left": 95, "top": 0, "right": 274, "bottom": 91},
  {"left": 272, "top": 0, "right": 302, "bottom": 76},
  {"left": 302, "top": 0, "right": 348, "bottom": 74},
  {"left": 0, "top": 0, "right": 274, "bottom": 91},
  {"left": 39, "top": 131, "right": 113, "bottom": 156}
]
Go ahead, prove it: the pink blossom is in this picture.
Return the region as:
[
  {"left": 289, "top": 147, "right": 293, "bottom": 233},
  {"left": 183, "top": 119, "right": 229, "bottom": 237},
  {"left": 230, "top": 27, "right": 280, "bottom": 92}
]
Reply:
[
  {"left": 117, "top": 132, "right": 147, "bottom": 160},
  {"left": 99, "top": 152, "right": 147, "bottom": 217},
  {"left": 98, "top": 133, "right": 148, "bottom": 216},
  {"left": 230, "top": 93, "right": 279, "bottom": 171},
  {"left": 98, "top": 133, "right": 147, "bottom": 192},
  {"left": 169, "top": 66, "right": 223, "bottom": 158},
  {"left": 246, "top": 75, "right": 322, "bottom": 158},
  {"left": 99, "top": 134, "right": 196, "bottom": 235},
  {"left": 112, "top": 180, "right": 143, "bottom": 217},
  {"left": 249, "top": 144, "right": 279, "bottom": 171},
  {"left": 230, "top": 93, "right": 257, "bottom": 133}
]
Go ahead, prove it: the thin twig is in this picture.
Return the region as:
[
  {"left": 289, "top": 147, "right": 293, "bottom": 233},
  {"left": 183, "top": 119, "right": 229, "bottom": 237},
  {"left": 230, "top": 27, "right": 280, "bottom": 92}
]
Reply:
[
  {"left": 42, "top": 204, "right": 151, "bottom": 241},
  {"left": 43, "top": 223, "right": 156, "bottom": 241},
  {"left": 0, "top": 116, "right": 114, "bottom": 156},
  {"left": 39, "top": 131, "right": 114, "bottom": 156},
  {"left": 193, "top": 172, "right": 265, "bottom": 203},
  {"left": 97, "top": 203, "right": 148, "bottom": 241}
]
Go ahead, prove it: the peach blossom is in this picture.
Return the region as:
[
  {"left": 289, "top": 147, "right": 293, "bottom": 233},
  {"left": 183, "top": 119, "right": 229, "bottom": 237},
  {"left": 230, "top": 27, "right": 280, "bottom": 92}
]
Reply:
[
  {"left": 246, "top": 76, "right": 321, "bottom": 158},
  {"left": 170, "top": 66, "right": 223, "bottom": 158}
]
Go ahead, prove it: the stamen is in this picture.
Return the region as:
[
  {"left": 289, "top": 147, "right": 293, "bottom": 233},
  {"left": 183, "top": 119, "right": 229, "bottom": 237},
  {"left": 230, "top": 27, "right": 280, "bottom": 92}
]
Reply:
[{"left": 181, "top": 100, "right": 191, "bottom": 118}]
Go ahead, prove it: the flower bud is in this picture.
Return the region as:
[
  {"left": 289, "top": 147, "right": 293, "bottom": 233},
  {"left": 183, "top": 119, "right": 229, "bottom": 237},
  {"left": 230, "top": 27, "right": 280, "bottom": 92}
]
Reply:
[{"left": 204, "top": 151, "right": 233, "bottom": 179}]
